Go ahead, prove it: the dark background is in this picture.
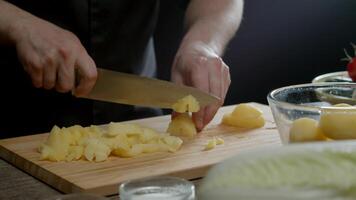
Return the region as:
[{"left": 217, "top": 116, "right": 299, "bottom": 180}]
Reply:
[{"left": 154, "top": 0, "right": 356, "bottom": 106}]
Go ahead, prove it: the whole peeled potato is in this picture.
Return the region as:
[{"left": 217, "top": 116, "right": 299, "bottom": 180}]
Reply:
[
  {"left": 319, "top": 104, "right": 356, "bottom": 140},
  {"left": 289, "top": 118, "right": 326, "bottom": 142}
]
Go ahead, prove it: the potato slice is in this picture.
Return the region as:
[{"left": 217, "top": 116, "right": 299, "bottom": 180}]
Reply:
[
  {"left": 167, "top": 113, "right": 197, "bottom": 138},
  {"left": 289, "top": 118, "right": 326, "bottom": 142},
  {"left": 231, "top": 103, "right": 263, "bottom": 119},
  {"left": 221, "top": 104, "right": 265, "bottom": 129},
  {"left": 172, "top": 95, "right": 200, "bottom": 113},
  {"left": 222, "top": 114, "right": 265, "bottom": 129}
]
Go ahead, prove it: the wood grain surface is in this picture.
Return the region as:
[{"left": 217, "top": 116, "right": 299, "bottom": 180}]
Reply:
[{"left": 0, "top": 103, "right": 281, "bottom": 196}]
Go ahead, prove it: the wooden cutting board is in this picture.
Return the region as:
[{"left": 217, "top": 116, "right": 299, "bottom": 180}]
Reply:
[{"left": 0, "top": 103, "right": 281, "bottom": 196}]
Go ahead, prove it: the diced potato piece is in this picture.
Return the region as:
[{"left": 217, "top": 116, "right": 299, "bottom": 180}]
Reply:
[
  {"left": 289, "top": 118, "right": 326, "bottom": 142},
  {"left": 107, "top": 122, "right": 142, "bottom": 137},
  {"left": 100, "top": 137, "right": 118, "bottom": 150},
  {"left": 66, "top": 146, "right": 84, "bottom": 161},
  {"left": 205, "top": 139, "right": 217, "bottom": 151},
  {"left": 83, "top": 138, "right": 111, "bottom": 162},
  {"left": 215, "top": 137, "right": 225, "bottom": 145},
  {"left": 127, "top": 135, "right": 140, "bottom": 146},
  {"left": 203, "top": 137, "right": 224, "bottom": 151},
  {"left": 160, "top": 135, "right": 183, "bottom": 152},
  {"left": 80, "top": 126, "right": 103, "bottom": 144},
  {"left": 139, "top": 128, "right": 160, "bottom": 143},
  {"left": 113, "top": 144, "right": 143, "bottom": 158},
  {"left": 39, "top": 126, "right": 70, "bottom": 161},
  {"left": 172, "top": 95, "right": 200, "bottom": 113},
  {"left": 320, "top": 106, "right": 356, "bottom": 140},
  {"left": 167, "top": 113, "right": 197, "bottom": 138},
  {"left": 221, "top": 104, "right": 265, "bottom": 129},
  {"left": 65, "top": 125, "right": 84, "bottom": 145}
]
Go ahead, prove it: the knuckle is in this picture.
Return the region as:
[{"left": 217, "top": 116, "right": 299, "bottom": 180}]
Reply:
[
  {"left": 85, "top": 69, "right": 98, "bottom": 82},
  {"left": 57, "top": 45, "right": 73, "bottom": 61},
  {"left": 31, "top": 61, "right": 43, "bottom": 72},
  {"left": 43, "top": 55, "right": 54, "bottom": 66}
]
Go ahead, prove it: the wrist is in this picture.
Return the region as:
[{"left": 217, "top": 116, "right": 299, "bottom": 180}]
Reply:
[
  {"left": 177, "top": 39, "right": 220, "bottom": 60},
  {"left": 7, "top": 15, "right": 33, "bottom": 45},
  {"left": 180, "top": 20, "right": 224, "bottom": 56}
]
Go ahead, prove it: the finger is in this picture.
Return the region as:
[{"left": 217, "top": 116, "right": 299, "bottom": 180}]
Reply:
[
  {"left": 203, "top": 57, "right": 224, "bottom": 126},
  {"left": 221, "top": 60, "right": 231, "bottom": 99},
  {"left": 23, "top": 57, "right": 43, "bottom": 88},
  {"left": 19, "top": 54, "right": 43, "bottom": 88},
  {"left": 43, "top": 63, "right": 57, "bottom": 90},
  {"left": 56, "top": 58, "right": 75, "bottom": 93},
  {"left": 29, "top": 65, "right": 43, "bottom": 88},
  {"left": 191, "top": 56, "right": 209, "bottom": 131},
  {"left": 171, "top": 57, "right": 185, "bottom": 118},
  {"left": 73, "top": 51, "right": 97, "bottom": 97}
]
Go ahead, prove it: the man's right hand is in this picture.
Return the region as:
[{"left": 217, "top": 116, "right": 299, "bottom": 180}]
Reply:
[{"left": 11, "top": 15, "right": 97, "bottom": 96}]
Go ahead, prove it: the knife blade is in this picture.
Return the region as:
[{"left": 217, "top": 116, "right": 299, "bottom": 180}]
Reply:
[{"left": 82, "top": 68, "right": 220, "bottom": 109}]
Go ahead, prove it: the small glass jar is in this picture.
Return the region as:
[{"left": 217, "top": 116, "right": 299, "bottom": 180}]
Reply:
[{"left": 119, "top": 176, "right": 195, "bottom": 200}]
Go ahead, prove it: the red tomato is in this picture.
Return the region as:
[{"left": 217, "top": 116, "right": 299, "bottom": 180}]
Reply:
[
  {"left": 347, "top": 59, "right": 356, "bottom": 81},
  {"left": 345, "top": 43, "right": 356, "bottom": 81}
]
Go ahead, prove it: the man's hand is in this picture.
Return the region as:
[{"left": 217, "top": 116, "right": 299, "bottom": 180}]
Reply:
[
  {"left": 12, "top": 17, "right": 97, "bottom": 96},
  {"left": 171, "top": 42, "right": 231, "bottom": 131},
  {"left": 172, "top": 0, "right": 243, "bottom": 131}
]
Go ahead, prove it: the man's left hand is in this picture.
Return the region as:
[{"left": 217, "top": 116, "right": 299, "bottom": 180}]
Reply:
[{"left": 171, "top": 42, "right": 231, "bottom": 131}]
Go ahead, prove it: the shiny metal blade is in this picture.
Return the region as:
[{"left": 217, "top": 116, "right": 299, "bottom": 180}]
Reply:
[{"left": 84, "top": 68, "right": 220, "bottom": 109}]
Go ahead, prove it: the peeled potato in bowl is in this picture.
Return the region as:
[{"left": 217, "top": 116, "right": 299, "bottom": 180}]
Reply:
[
  {"left": 319, "top": 104, "right": 356, "bottom": 140},
  {"left": 289, "top": 118, "right": 326, "bottom": 142}
]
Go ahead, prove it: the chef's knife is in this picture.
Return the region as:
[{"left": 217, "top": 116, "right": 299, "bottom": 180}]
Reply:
[{"left": 82, "top": 68, "right": 220, "bottom": 109}]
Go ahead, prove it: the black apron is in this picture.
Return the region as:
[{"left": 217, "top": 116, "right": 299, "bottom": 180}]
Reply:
[{"left": 0, "top": 0, "right": 161, "bottom": 138}]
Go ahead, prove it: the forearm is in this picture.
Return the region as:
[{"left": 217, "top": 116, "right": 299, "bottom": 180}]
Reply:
[
  {"left": 0, "top": 0, "right": 33, "bottom": 44},
  {"left": 182, "top": 0, "right": 243, "bottom": 55}
]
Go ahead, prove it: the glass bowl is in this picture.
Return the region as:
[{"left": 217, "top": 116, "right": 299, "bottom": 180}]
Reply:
[
  {"left": 267, "top": 82, "right": 356, "bottom": 144},
  {"left": 119, "top": 176, "right": 195, "bottom": 200},
  {"left": 312, "top": 71, "right": 351, "bottom": 83}
]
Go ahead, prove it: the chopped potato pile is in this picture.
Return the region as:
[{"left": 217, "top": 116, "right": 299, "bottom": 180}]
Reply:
[
  {"left": 289, "top": 103, "right": 356, "bottom": 142},
  {"left": 39, "top": 123, "right": 183, "bottom": 162},
  {"left": 221, "top": 104, "right": 265, "bottom": 128},
  {"left": 168, "top": 95, "right": 200, "bottom": 137}
]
